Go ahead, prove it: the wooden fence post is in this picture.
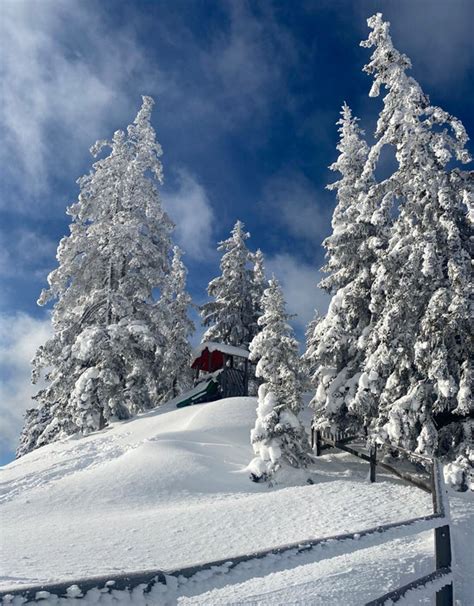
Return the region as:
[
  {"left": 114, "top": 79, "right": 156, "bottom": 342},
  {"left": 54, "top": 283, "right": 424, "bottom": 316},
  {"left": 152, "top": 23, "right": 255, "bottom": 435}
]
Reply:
[
  {"left": 314, "top": 429, "right": 321, "bottom": 457},
  {"left": 435, "top": 525, "right": 453, "bottom": 605},
  {"left": 369, "top": 444, "right": 377, "bottom": 483},
  {"left": 432, "top": 459, "right": 453, "bottom": 606},
  {"left": 243, "top": 359, "right": 249, "bottom": 396}
]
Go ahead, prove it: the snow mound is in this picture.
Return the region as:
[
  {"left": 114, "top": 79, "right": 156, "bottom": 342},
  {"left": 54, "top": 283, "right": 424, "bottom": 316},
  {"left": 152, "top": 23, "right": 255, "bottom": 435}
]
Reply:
[{"left": 1, "top": 397, "right": 432, "bottom": 590}]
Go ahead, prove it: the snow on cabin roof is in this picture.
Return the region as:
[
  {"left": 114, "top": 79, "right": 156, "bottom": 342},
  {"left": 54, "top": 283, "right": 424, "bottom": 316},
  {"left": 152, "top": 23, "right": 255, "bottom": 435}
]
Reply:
[{"left": 192, "top": 341, "right": 250, "bottom": 363}]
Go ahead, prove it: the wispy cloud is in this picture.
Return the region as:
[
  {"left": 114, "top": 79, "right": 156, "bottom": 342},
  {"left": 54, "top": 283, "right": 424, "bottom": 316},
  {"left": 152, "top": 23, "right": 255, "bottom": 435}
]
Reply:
[
  {"left": 207, "top": 1, "right": 299, "bottom": 125},
  {"left": 0, "top": 0, "right": 159, "bottom": 203},
  {"left": 148, "top": 0, "right": 301, "bottom": 136},
  {"left": 162, "top": 169, "right": 216, "bottom": 260},
  {"left": 266, "top": 252, "right": 329, "bottom": 331},
  {"left": 0, "top": 0, "right": 303, "bottom": 218},
  {"left": 261, "top": 170, "right": 333, "bottom": 243},
  {"left": 355, "top": 2, "right": 474, "bottom": 89},
  {"left": 0, "top": 312, "right": 52, "bottom": 460},
  {"left": 0, "top": 228, "right": 57, "bottom": 280}
]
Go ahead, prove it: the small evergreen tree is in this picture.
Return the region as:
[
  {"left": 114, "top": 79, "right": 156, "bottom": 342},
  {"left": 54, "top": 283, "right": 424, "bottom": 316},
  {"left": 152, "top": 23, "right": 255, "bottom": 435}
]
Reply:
[
  {"left": 249, "top": 248, "right": 266, "bottom": 343},
  {"left": 201, "top": 220, "right": 256, "bottom": 348},
  {"left": 16, "top": 405, "right": 54, "bottom": 459},
  {"left": 159, "top": 246, "right": 195, "bottom": 402},
  {"left": 247, "top": 248, "right": 267, "bottom": 395},
  {"left": 354, "top": 14, "right": 473, "bottom": 471},
  {"left": 17, "top": 96, "right": 174, "bottom": 457},
  {"left": 308, "top": 104, "right": 377, "bottom": 434},
  {"left": 302, "top": 309, "right": 321, "bottom": 380},
  {"left": 248, "top": 278, "right": 311, "bottom": 483}
]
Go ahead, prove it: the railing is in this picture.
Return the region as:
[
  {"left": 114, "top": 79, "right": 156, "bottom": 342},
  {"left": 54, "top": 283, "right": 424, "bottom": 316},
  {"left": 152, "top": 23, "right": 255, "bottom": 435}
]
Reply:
[
  {"left": 312, "top": 428, "right": 453, "bottom": 605},
  {"left": 1, "top": 434, "right": 453, "bottom": 605}
]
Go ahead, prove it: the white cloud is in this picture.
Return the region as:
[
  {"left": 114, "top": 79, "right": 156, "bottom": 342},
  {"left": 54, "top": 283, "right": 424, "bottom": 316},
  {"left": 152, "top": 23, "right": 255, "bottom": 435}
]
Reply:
[
  {"left": 0, "top": 0, "right": 158, "bottom": 202},
  {"left": 0, "top": 228, "right": 57, "bottom": 279},
  {"left": 0, "top": 313, "right": 52, "bottom": 461},
  {"left": 208, "top": 2, "right": 298, "bottom": 124},
  {"left": 266, "top": 253, "right": 330, "bottom": 331},
  {"left": 0, "top": 0, "right": 303, "bottom": 211},
  {"left": 262, "top": 171, "right": 332, "bottom": 243},
  {"left": 380, "top": 3, "right": 474, "bottom": 88},
  {"left": 351, "top": 4, "right": 474, "bottom": 96},
  {"left": 162, "top": 169, "right": 216, "bottom": 260},
  {"left": 151, "top": 1, "right": 300, "bottom": 134}
]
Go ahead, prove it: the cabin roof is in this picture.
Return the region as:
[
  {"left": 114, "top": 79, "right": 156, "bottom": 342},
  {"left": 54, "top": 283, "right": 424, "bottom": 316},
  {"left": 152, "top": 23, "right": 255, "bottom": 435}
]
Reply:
[{"left": 191, "top": 341, "right": 250, "bottom": 365}]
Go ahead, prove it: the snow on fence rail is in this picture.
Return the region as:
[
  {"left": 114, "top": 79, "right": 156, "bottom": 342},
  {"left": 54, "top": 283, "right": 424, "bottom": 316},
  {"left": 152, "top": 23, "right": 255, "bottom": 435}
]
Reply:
[
  {"left": 1, "top": 447, "right": 452, "bottom": 605},
  {"left": 0, "top": 513, "right": 447, "bottom": 604}
]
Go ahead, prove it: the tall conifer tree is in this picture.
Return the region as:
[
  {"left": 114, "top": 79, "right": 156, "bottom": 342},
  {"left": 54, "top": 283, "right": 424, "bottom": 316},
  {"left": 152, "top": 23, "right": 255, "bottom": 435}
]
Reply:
[
  {"left": 17, "top": 97, "right": 175, "bottom": 456},
  {"left": 159, "top": 246, "right": 195, "bottom": 401},
  {"left": 353, "top": 15, "right": 473, "bottom": 471},
  {"left": 308, "top": 104, "right": 377, "bottom": 433}
]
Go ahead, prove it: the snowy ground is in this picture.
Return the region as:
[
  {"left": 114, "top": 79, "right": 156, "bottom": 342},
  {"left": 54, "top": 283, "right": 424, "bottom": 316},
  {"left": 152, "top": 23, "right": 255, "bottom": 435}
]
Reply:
[
  {"left": 176, "top": 532, "right": 436, "bottom": 605},
  {"left": 1, "top": 397, "right": 472, "bottom": 604}
]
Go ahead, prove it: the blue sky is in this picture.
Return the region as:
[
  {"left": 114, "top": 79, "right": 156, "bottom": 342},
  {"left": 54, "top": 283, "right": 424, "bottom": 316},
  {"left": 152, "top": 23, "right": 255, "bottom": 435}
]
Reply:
[{"left": 1, "top": 0, "right": 473, "bottom": 463}]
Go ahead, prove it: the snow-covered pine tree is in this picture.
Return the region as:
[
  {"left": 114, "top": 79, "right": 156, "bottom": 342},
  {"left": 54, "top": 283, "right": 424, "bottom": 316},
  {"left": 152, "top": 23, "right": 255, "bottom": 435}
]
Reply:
[
  {"left": 16, "top": 404, "right": 55, "bottom": 459},
  {"left": 302, "top": 309, "right": 321, "bottom": 380},
  {"left": 17, "top": 96, "right": 175, "bottom": 457},
  {"left": 159, "top": 246, "right": 195, "bottom": 402},
  {"left": 246, "top": 248, "right": 267, "bottom": 395},
  {"left": 307, "top": 104, "right": 378, "bottom": 434},
  {"left": 200, "top": 220, "right": 256, "bottom": 348},
  {"left": 248, "top": 278, "right": 311, "bottom": 483},
  {"left": 249, "top": 248, "right": 266, "bottom": 343},
  {"left": 354, "top": 14, "right": 473, "bottom": 479}
]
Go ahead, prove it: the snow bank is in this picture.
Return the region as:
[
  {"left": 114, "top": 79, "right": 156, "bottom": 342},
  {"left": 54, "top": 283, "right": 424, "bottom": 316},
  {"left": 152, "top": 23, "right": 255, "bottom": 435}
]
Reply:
[{"left": 1, "top": 397, "right": 432, "bottom": 592}]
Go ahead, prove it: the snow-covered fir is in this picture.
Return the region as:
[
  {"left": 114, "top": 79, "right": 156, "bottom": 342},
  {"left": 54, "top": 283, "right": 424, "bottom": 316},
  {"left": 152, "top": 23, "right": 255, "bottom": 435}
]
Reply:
[
  {"left": 158, "top": 246, "right": 195, "bottom": 403},
  {"left": 350, "top": 15, "right": 473, "bottom": 481},
  {"left": 248, "top": 278, "right": 311, "bottom": 483},
  {"left": 17, "top": 96, "right": 180, "bottom": 457},
  {"left": 200, "top": 220, "right": 262, "bottom": 348},
  {"left": 304, "top": 15, "right": 473, "bottom": 490},
  {"left": 302, "top": 309, "right": 321, "bottom": 380},
  {"left": 250, "top": 248, "right": 266, "bottom": 342},
  {"left": 307, "top": 104, "right": 378, "bottom": 434}
]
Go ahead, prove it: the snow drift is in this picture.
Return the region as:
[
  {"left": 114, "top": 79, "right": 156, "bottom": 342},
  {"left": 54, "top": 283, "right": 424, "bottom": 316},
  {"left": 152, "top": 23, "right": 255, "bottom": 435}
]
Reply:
[{"left": 1, "top": 397, "right": 433, "bottom": 591}]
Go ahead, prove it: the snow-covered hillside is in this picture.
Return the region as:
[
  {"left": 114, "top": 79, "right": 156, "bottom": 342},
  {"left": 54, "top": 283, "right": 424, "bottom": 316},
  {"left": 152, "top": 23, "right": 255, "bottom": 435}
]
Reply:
[{"left": 1, "top": 397, "right": 472, "bottom": 604}]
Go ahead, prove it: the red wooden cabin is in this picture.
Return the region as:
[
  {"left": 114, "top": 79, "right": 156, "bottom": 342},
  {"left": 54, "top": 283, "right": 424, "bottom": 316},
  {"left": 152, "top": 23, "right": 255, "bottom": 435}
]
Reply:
[{"left": 191, "top": 341, "right": 250, "bottom": 398}]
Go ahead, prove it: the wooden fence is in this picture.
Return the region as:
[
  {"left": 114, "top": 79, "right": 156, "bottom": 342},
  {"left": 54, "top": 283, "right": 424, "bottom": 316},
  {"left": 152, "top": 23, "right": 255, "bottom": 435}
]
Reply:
[{"left": 312, "top": 428, "right": 453, "bottom": 605}]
